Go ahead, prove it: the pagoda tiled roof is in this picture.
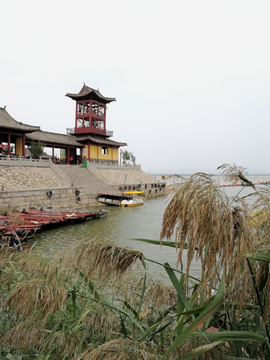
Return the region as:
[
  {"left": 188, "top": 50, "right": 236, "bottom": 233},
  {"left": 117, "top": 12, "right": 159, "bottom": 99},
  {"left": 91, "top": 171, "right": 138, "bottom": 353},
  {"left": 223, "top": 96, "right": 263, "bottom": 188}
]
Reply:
[
  {"left": 0, "top": 107, "right": 40, "bottom": 132},
  {"left": 76, "top": 134, "right": 127, "bottom": 147},
  {"left": 66, "top": 84, "right": 116, "bottom": 103},
  {"left": 26, "top": 131, "right": 83, "bottom": 147}
]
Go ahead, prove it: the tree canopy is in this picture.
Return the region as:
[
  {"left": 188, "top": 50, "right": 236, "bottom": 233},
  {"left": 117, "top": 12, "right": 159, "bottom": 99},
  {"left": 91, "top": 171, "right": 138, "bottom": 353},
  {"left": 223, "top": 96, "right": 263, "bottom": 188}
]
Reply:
[
  {"left": 122, "top": 150, "right": 136, "bottom": 165},
  {"left": 29, "top": 141, "right": 45, "bottom": 159}
]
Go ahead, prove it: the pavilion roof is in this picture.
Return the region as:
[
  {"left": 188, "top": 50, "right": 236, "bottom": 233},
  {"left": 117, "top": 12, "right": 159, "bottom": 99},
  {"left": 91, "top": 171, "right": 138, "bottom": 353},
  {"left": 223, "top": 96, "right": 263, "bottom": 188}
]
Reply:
[
  {"left": 66, "top": 84, "right": 116, "bottom": 104},
  {"left": 76, "top": 134, "right": 127, "bottom": 147},
  {"left": 0, "top": 107, "right": 40, "bottom": 132},
  {"left": 25, "top": 131, "right": 83, "bottom": 148}
]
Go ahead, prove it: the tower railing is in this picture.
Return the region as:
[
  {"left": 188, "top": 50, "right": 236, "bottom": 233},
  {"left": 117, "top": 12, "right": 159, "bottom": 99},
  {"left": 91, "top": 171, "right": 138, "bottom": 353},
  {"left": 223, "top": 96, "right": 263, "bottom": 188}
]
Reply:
[
  {"left": 66, "top": 127, "right": 113, "bottom": 137},
  {"left": 66, "top": 127, "right": 75, "bottom": 134}
]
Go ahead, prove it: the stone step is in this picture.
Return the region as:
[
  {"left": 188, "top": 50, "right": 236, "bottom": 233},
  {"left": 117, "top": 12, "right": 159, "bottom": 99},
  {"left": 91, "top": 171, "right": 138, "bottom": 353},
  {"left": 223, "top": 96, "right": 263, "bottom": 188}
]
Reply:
[{"left": 59, "top": 165, "right": 107, "bottom": 190}]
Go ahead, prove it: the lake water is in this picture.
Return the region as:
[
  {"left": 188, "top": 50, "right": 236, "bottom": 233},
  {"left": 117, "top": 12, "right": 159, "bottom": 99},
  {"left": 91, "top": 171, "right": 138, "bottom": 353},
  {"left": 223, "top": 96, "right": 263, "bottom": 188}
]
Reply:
[
  {"left": 29, "top": 175, "right": 270, "bottom": 282},
  {"left": 30, "top": 196, "right": 183, "bottom": 282}
]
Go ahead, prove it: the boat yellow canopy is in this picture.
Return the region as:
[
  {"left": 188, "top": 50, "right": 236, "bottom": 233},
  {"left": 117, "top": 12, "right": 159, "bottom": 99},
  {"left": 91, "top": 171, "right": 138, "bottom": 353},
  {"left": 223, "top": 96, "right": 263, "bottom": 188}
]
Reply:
[{"left": 122, "top": 191, "right": 144, "bottom": 195}]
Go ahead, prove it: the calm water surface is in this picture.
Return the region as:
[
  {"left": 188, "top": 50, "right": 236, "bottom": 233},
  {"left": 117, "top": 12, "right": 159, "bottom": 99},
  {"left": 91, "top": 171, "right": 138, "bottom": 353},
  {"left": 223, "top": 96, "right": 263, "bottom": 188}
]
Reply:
[
  {"left": 30, "top": 196, "right": 190, "bottom": 282},
  {"left": 29, "top": 180, "right": 266, "bottom": 282}
]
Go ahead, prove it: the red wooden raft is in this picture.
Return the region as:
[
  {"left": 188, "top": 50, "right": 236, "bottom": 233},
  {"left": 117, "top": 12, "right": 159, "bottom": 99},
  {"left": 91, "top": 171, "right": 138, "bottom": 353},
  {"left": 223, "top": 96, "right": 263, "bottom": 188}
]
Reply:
[{"left": 0, "top": 208, "right": 107, "bottom": 249}]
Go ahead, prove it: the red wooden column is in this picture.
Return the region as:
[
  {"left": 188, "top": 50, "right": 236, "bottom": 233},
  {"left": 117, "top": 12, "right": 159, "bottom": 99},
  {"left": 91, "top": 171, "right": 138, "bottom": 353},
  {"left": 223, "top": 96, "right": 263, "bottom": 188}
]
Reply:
[
  {"left": 8, "top": 133, "right": 10, "bottom": 155},
  {"left": 52, "top": 145, "right": 55, "bottom": 163}
]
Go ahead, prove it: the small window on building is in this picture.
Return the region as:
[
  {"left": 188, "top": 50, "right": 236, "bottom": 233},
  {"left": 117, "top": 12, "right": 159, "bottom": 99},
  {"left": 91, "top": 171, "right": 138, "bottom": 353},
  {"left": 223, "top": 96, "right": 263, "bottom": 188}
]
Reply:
[
  {"left": 84, "top": 102, "right": 90, "bottom": 113},
  {"left": 102, "top": 147, "right": 107, "bottom": 154},
  {"left": 98, "top": 120, "right": 104, "bottom": 130},
  {"left": 99, "top": 105, "right": 105, "bottom": 116},
  {"left": 77, "top": 118, "right": 83, "bottom": 128},
  {"left": 92, "top": 103, "right": 98, "bottom": 114},
  {"left": 92, "top": 118, "right": 98, "bottom": 128},
  {"left": 84, "top": 117, "right": 89, "bottom": 127},
  {"left": 77, "top": 103, "right": 83, "bottom": 115}
]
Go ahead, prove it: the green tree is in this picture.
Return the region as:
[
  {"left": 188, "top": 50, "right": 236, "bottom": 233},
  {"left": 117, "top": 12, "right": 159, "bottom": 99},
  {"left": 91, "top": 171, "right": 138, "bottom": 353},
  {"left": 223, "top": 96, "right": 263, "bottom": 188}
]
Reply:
[
  {"left": 29, "top": 141, "right": 45, "bottom": 159},
  {"left": 122, "top": 150, "right": 136, "bottom": 165}
]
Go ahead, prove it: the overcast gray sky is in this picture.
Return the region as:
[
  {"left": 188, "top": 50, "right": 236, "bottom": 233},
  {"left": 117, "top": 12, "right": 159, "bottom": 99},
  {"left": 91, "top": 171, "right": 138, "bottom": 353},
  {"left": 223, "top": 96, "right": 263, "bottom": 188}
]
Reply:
[{"left": 1, "top": 0, "right": 270, "bottom": 174}]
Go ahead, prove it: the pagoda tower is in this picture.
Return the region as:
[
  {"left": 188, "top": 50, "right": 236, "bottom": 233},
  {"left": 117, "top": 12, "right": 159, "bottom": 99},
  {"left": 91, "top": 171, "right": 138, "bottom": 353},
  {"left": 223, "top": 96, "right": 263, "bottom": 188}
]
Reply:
[{"left": 65, "top": 84, "right": 126, "bottom": 164}]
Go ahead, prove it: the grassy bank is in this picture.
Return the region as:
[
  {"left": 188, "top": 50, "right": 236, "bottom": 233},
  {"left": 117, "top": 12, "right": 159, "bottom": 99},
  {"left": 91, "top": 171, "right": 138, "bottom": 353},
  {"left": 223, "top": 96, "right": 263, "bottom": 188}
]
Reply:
[{"left": 1, "top": 164, "right": 270, "bottom": 359}]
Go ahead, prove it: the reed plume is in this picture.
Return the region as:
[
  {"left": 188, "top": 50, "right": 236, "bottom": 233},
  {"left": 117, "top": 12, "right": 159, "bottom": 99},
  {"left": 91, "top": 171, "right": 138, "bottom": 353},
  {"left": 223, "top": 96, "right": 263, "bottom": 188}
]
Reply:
[
  {"left": 60, "top": 237, "right": 143, "bottom": 281},
  {"left": 7, "top": 277, "right": 67, "bottom": 319},
  {"left": 160, "top": 166, "right": 255, "bottom": 302}
]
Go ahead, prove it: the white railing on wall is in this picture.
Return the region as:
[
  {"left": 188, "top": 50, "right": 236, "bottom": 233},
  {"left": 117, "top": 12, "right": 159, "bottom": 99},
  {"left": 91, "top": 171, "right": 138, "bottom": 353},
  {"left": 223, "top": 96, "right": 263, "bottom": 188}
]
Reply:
[
  {"left": 0, "top": 155, "right": 51, "bottom": 167},
  {"left": 87, "top": 161, "right": 141, "bottom": 169}
]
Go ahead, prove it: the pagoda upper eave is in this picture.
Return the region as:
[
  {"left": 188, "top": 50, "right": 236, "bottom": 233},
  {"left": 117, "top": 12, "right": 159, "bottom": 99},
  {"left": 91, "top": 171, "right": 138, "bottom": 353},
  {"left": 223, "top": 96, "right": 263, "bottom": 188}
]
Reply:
[{"left": 66, "top": 84, "right": 116, "bottom": 104}]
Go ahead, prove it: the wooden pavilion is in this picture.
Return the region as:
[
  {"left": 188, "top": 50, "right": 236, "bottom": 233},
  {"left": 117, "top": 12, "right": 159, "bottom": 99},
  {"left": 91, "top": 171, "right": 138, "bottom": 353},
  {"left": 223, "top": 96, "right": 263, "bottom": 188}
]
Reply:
[
  {"left": 65, "top": 84, "right": 127, "bottom": 164},
  {"left": 0, "top": 106, "right": 40, "bottom": 156}
]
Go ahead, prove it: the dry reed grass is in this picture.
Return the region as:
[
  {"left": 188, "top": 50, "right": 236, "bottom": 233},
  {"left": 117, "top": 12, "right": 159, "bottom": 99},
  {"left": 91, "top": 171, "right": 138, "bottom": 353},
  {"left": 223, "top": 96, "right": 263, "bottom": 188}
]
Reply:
[
  {"left": 82, "top": 300, "right": 119, "bottom": 339},
  {"left": 60, "top": 237, "right": 143, "bottom": 281},
  {"left": 0, "top": 247, "right": 15, "bottom": 270},
  {"left": 42, "top": 329, "right": 89, "bottom": 358},
  {"left": 117, "top": 270, "right": 176, "bottom": 314},
  {"left": 1, "top": 317, "right": 45, "bottom": 351},
  {"left": 7, "top": 277, "right": 67, "bottom": 319},
  {"left": 251, "top": 199, "right": 270, "bottom": 252},
  {"left": 73, "top": 338, "right": 163, "bottom": 360},
  {"left": 160, "top": 169, "right": 255, "bottom": 303}
]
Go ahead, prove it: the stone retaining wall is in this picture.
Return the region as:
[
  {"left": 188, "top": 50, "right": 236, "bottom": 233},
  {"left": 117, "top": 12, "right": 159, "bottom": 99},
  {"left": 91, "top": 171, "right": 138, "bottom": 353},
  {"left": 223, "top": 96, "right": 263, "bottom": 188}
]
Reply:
[
  {"left": 0, "top": 166, "right": 68, "bottom": 191},
  {"left": 0, "top": 187, "right": 101, "bottom": 213},
  {"left": 0, "top": 185, "right": 166, "bottom": 213},
  {"left": 0, "top": 162, "right": 166, "bottom": 212}
]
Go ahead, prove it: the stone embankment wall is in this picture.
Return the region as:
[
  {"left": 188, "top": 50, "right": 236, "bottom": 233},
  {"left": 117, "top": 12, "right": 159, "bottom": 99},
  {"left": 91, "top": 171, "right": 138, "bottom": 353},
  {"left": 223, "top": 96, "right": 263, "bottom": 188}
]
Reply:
[
  {"left": 0, "top": 166, "right": 99, "bottom": 212},
  {"left": 0, "top": 166, "right": 68, "bottom": 190},
  {"left": 94, "top": 168, "right": 158, "bottom": 186},
  {"left": 0, "top": 165, "right": 166, "bottom": 212},
  {"left": 0, "top": 187, "right": 100, "bottom": 213}
]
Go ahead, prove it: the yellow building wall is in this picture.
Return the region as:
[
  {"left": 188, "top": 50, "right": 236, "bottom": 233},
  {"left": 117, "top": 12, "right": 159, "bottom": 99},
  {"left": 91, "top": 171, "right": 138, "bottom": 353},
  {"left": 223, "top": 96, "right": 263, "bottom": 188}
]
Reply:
[
  {"left": 15, "top": 137, "right": 23, "bottom": 156},
  {"left": 87, "top": 146, "right": 119, "bottom": 161},
  {"left": 89, "top": 145, "right": 97, "bottom": 160},
  {"left": 60, "top": 145, "right": 119, "bottom": 161},
  {"left": 98, "top": 146, "right": 110, "bottom": 160},
  {"left": 112, "top": 148, "right": 118, "bottom": 161}
]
